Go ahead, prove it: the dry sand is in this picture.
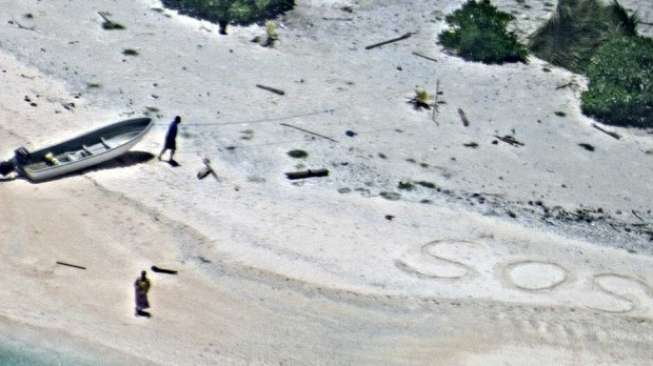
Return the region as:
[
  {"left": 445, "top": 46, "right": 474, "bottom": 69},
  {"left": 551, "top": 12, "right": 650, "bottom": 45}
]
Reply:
[{"left": 1, "top": 0, "right": 653, "bottom": 364}]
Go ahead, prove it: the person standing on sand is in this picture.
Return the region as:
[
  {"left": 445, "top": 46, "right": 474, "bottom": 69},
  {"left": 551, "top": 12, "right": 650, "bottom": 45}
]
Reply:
[
  {"left": 134, "top": 270, "right": 152, "bottom": 317},
  {"left": 158, "top": 116, "right": 181, "bottom": 162}
]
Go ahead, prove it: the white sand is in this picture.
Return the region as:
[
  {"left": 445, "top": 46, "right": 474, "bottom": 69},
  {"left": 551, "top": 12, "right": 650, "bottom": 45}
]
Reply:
[{"left": 1, "top": 0, "right": 653, "bottom": 364}]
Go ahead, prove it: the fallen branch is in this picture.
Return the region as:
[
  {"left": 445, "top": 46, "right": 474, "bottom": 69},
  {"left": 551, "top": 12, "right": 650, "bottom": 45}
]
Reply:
[
  {"left": 280, "top": 123, "right": 339, "bottom": 143},
  {"left": 98, "top": 11, "right": 125, "bottom": 30},
  {"left": 322, "top": 17, "right": 353, "bottom": 21},
  {"left": 412, "top": 51, "right": 438, "bottom": 63},
  {"left": 632, "top": 210, "right": 645, "bottom": 222},
  {"left": 555, "top": 81, "right": 574, "bottom": 90},
  {"left": 432, "top": 80, "right": 440, "bottom": 125},
  {"left": 56, "top": 261, "right": 86, "bottom": 270},
  {"left": 592, "top": 123, "right": 621, "bottom": 140},
  {"left": 256, "top": 84, "right": 285, "bottom": 96},
  {"left": 10, "top": 19, "right": 35, "bottom": 31},
  {"left": 494, "top": 135, "right": 524, "bottom": 147},
  {"left": 286, "top": 169, "right": 329, "bottom": 180},
  {"left": 457, "top": 108, "right": 470, "bottom": 127},
  {"left": 151, "top": 265, "right": 178, "bottom": 275},
  {"left": 365, "top": 32, "right": 413, "bottom": 50}
]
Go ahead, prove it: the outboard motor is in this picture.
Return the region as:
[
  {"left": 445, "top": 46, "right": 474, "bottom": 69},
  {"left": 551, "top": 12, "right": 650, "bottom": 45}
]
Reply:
[
  {"left": 0, "top": 160, "right": 14, "bottom": 176},
  {"left": 14, "top": 146, "right": 31, "bottom": 165}
]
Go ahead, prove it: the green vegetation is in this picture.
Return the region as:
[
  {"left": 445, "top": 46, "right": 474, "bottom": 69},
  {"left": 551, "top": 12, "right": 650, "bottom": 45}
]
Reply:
[
  {"left": 529, "top": 0, "right": 638, "bottom": 73},
  {"left": 408, "top": 86, "right": 432, "bottom": 110},
  {"left": 581, "top": 36, "right": 653, "bottom": 127},
  {"left": 530, "top": 0, "right": 651, "bottom": 127},
  {"left": 438, "top": 0, "right": 528, "bottom": 64},
  {"left": 264, "top": 21, "right": 279, "bottom": 47},
  {"left": 161, "top": 0, "right": 294, "bottom": 35}
]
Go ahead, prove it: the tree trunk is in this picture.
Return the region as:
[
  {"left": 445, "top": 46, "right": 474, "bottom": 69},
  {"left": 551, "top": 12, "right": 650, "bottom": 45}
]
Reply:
[{"left": 218, "top": 20, "right": 228, "bottom": 35}]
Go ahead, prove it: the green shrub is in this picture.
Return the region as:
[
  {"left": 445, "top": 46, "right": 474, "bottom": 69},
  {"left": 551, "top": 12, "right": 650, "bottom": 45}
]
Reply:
[
  {"left": 581, "top": 36, "right": 653, "bottom": 127},
  {"left": 438, "top": 0, "right": 528, "bottom": 64},
  {"left": 162, "top": 0, "right": 294, "bottom": 34},
  {"left": 529, "top": 0, "right": 638, "bottom": 73}
]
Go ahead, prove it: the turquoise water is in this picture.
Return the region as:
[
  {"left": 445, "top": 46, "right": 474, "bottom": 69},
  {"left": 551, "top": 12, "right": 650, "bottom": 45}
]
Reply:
[
  {"left": 0, "top": 346, "right": 57, "bottom": 366},
  {"left": 0, "top": 344, "right": 91, "bottom": 366}
]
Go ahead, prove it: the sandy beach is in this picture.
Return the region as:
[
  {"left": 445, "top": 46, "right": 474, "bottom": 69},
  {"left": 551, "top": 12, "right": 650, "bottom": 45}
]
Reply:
[{"left": 1, "top": 0, "right": 653, "bottom": 364}]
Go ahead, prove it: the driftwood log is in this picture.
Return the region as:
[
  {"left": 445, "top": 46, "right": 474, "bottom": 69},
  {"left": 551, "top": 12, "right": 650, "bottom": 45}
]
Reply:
[
  {"left": 412, "top": 51, "right": 438, "bottom": 63},
  {"left": 592, "top": 124, "right": 621, "bottom": 140},
  {"left": 494, "top": 135, "right": 524, "bottom": 147},
  {"left": 286, "top": 169, "right": 329, "bottom": 180},
  {"left": 151, "top": 265, "right": 178, "bottom": 275},
  {"left": 256, "top": 84, "right": 285, "bottom": 95},
  {"left": 457, "top": 108, "right": 470, "bottom": 127},
  {"left": 365, "top": 32, "right": 413, "bottom": 50},
  {"left": 56, "top": 261, "right": 86, "bottom": 270}
]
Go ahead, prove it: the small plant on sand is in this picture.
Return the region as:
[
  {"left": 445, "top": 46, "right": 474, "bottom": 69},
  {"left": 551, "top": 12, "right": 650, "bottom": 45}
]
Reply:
[
  {"left": 581, "top": 36, "right": 653, "bottom": 127},
  {"left": 264, "top": 21, "right": 279, "bottom": 47},
  {"left": 407, "top": 87, "right": 432, "bottom": 110},
  {"left": 161, "top": 0, "right": 294, "bottom": 35},
  {"left": 529, "top": 0, "right": 638, "bottom": 73},
  {"left": 438, "top": 0, "right": 528, "bottom": 64}
]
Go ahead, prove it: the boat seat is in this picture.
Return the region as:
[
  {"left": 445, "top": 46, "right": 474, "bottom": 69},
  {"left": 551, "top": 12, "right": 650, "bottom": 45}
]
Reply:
[
  {"left": 82, "top": 145, "right": 94, "bottom": 155},
  {"left": 100, "top": 137, "right": 112, "bottom": 149}
]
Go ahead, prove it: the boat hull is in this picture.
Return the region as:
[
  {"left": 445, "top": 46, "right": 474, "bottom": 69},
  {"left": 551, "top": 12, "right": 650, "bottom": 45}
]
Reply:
[{"left": 14, "top": 117, "right": 152, "bottom": 182}]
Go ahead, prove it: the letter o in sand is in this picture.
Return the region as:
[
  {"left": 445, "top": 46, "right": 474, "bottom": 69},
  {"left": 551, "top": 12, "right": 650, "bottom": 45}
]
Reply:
[{"left": 506, "top": 261, "right": 567, "bottom": 291}]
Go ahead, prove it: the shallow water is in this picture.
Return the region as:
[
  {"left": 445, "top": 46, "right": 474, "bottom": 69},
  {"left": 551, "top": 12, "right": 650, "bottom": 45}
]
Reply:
[{"left": 0, "top": 343, "right": 93, "bottom": 366}]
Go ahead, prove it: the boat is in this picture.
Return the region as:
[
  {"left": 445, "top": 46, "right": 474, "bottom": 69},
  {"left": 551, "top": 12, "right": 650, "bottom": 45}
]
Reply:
[{"left": 1, "top": 117, "right": 153, "bottom": 182}]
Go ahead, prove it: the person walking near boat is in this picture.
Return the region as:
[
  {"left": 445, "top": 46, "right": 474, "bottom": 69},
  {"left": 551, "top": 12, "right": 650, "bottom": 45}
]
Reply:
[
  {"left": 134, "top": 270, "right": 152, "bottom": 317},
  {"left": 158, "top": 116, "right": 181, "bottom": 162}
]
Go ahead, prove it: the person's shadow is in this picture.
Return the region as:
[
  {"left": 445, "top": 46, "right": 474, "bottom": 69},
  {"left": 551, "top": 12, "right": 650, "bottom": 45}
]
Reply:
[{"left": 136, "top": 309, "right": 151, "bottom": 318}]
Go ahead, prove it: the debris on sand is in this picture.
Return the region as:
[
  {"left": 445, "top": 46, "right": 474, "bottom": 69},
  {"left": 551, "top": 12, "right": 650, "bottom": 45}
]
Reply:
[
  {"left": 256, "top": 84, "right": 285, "bottom": 95},
  {"left": 457, "top": 108, "right": 470, "bottom": 127},
  {"left": 56, "top": 261, "right": 86, "bottom": 270},
  {"left": 397, "top": 181, "right": 415, "bottom": 191},
  {"left": 151, "top": 265, "right": 178, "bottom": 275},
  {"left": 365, "top": 32, "right": 414, "bottom": 50},
  {"left": 578, "top": 143, "right": 595, "bottom": 151},
  {"left": 197, "top": 158, "right": 219, "bottom": 181},
  {"left": 287, "top": 149, "right": 308, "bottom": 159},
  {"left": 379, "top": 191, "right": 401, "bottom": 201},
  {"left": 286, "top": 169, "right": 329, "bottom": 180},
  {"left": 494, "top": 135, "right": 524, "bottom": 147},
  {"left": 592, "top": 123, "right": 621, "bottom": 140},
  {"left": 407, "top": 87, "right": 432, "bottom": 110},
  {"left": 412, "top": 51, "right": 438, "bottom": 63},
  {"left": 98, "top": 12, "right": 125, "bottom": 30}
]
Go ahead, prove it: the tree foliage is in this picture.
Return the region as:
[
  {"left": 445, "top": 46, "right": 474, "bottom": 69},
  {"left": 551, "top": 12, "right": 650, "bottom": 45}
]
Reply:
[
  {"left": 529, "top": 0, "right": 638, "bottom": 73},
  {"left": 438, "top": 0, "right": 528, "bottom": 64},
  {"left": 581, "top": 36, "right": 653, "bottom": 127},
  {"left": 162, "top": 0, "right": 294, "bottom": 34}
]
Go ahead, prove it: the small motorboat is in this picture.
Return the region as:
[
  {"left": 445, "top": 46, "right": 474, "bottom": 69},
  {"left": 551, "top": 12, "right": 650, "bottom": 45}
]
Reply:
[{"left": 0, "top": 117, "right": 153, "bottom": 182}]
